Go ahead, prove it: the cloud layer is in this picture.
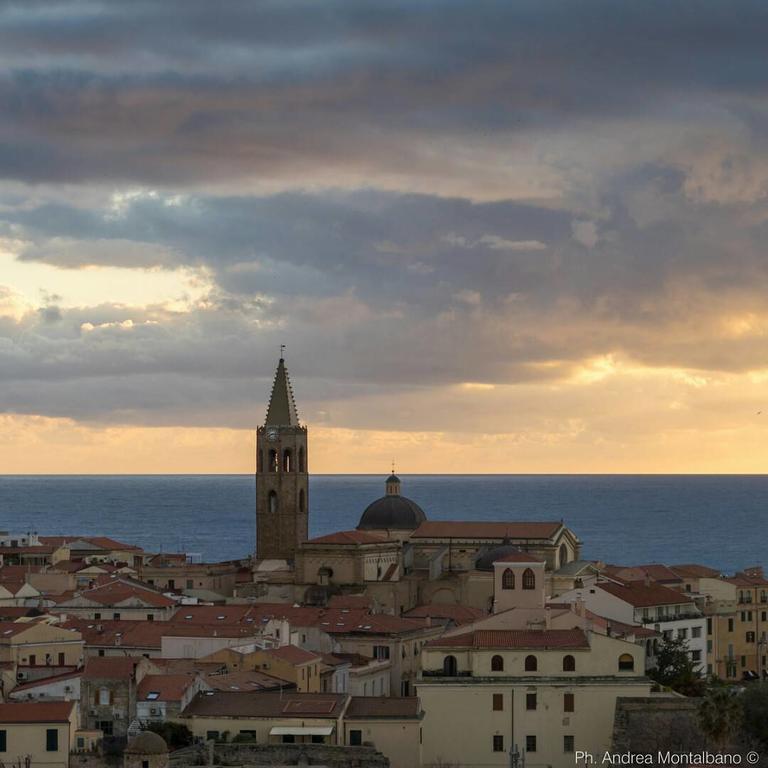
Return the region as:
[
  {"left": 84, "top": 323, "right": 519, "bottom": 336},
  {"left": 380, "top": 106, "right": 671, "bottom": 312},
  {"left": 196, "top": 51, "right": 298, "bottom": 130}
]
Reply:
[{"left": 1, "top": 1, "right": 768, "bottom": 471}]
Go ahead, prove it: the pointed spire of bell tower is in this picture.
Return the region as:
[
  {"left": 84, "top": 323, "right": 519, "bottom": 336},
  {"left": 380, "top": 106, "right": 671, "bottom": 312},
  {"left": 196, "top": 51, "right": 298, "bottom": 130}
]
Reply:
[{"left": 265, "top": 352, "right": 300, "bottom": 427}]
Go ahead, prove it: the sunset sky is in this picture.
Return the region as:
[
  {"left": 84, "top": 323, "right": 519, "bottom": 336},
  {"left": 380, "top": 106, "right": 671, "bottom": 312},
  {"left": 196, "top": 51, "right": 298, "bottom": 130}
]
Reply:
[{"left": 2, "top": 1, "right": 768, "bottom": 473}]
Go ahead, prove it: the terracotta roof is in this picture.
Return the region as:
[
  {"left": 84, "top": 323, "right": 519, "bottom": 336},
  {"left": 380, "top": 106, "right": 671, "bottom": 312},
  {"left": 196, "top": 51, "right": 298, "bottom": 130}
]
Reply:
[
  {"left": 0, "top": 701, "right": 75, "bottom": 723},
  {"left": 403, "top": 604, "right": 487, "bottom": 625},
  {"left": 306, "top": 531, "right": 390, "bottom": 545},
  {"left": 39, "top": 536, "right": 141, "bottom": 551},
  {"left": 0, "top": 621, "right": 34, "bottom": 638},
  {"left": 598, "top": 580, "right": 695, "bottom": 608},
  {"left": 183, "top": 691, "right": 346, "bottom": 719},
  {"left": 266, "top": 645, "right": 321, "bottom": 665},
  {"left": 346, "top": 697, "right": 422, "bottom": 719},
  {"left": 83, "top": 656, "right": 140, "bottom": 680},
  {"left": 138, "top": 674, "right": 196, "bottom": 702},
  {"left": 61, "top": 619, "right": 165, "bottom": 649},
  {"left": 204, "top": 670, "right": 292, "bottom": 691},
  {"left": 670, "top": 564, "right": 722, "bottom": 579},
  {"left": 411, "top": 521, "right": 562, "bottom": 540},
  {"left": 69, "top": 579, "right": 175, "bottom": 608},
  {"left": 607, "top": 564, "right": 682, "bottom": 584},
  {"left": 428, "top": 628, "right": 589, "bottom": 650},
  {"left": 727, "top": 571, "right": 768, "bottom": 587}
]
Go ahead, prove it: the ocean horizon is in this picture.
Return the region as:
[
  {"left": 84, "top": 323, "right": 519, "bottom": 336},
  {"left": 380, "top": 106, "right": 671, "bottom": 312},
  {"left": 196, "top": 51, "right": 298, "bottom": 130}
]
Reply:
[{"left": 0, "top": 473, "right": 765, "bottom": 574}]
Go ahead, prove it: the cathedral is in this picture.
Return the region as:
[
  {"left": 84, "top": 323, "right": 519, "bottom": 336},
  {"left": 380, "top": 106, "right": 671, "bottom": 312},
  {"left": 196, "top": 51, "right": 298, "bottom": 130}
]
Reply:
[{"left": 248, "top": 356, "right": 583, "bottom": 612}]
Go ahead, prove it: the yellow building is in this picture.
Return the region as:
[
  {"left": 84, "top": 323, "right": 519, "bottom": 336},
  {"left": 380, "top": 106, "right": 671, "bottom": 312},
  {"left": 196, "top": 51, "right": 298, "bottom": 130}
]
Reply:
[
  {"left": 248, "top": 645, "right": 324, "bottom": 692},
  {"left": 0, "top": 620, "right": 84, "bottom": 680},
  {"left": 416, "top": 628, "right": 651, "bottom": 768},
  {"left": 0, "top": 701, "right": 78, "bottom": 768}
]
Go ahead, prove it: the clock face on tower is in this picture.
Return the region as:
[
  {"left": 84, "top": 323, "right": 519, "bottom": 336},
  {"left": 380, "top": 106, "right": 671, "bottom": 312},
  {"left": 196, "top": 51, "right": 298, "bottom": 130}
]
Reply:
[{"left": 266, "top": 427, "right": 279, "bottom": 441}]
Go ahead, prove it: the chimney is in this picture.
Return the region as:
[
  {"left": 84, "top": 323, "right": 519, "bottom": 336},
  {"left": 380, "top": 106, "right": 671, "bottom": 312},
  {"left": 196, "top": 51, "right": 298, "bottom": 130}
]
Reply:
[
  {"left": 425, "top": 616, "right": 432, "bottom": 628},
  {"left": 644, "top": 573, "right": 651, "bottom": 587}
]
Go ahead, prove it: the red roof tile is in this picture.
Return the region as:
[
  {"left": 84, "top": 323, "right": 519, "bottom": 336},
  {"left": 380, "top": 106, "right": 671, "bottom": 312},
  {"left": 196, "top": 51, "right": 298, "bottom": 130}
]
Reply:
[
  {"left": 428, "top": 628, "right": 589, "bottom": 650},
  {"left": 411, "top": 521, "right": 562, "bottom": 540},
  {"left": 138, "top": 674, "right": 196, "bottom": 702},
  {"left": 0, "top": 701, "right": 75, "bottom": 723},
  {"left": 403, "top": 604, "right": 487, "bottom": 625},
  {"left": 307, "top": 531, "right": 390, "bottom": 545},
  {"left": 266, "top": 645, "right": 321, "bottom": 665},
  {"left": 346, "top": 697, "right": 422, "bottom": 719},
  {"left": 83, "top": 656, "right": 140, "bottom": 680},
  {"left": 598, "top": 580, "right": 695, "bottom": 608}
]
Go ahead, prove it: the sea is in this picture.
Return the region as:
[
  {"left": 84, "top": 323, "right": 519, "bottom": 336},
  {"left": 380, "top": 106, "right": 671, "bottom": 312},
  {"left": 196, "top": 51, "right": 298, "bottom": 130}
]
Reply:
[{"left": 0, "top": 475, "right": 765, "bottom": 573}]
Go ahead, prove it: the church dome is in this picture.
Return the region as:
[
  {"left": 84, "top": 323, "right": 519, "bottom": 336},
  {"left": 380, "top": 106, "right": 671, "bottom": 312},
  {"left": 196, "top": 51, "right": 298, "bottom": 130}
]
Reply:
[
  {"left": 358, "top": 472, "right": 426, "bottom": 531},
  {"left": 125, "top": 732, "right": 168, "bottom": 755}
]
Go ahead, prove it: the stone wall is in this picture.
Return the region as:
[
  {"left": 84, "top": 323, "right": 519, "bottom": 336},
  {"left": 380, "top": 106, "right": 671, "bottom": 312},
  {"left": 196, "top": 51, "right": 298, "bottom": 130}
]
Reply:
[
  {"left": 169, "top": 742, "right": 389, "bottom": 768},
  {"left": 612, "top": 696, "right": 702, "bottom": 754}
]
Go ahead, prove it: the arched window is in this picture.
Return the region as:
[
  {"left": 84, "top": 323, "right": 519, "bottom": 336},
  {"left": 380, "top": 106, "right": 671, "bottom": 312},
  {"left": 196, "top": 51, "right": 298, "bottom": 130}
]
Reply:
[
  {"left": 618, "top": 654, "right": 635, "bottom": 671},
  {"left": 562, "top": 654, "right": 575, "bottom": 672},
  {"left": 491, "top": 655, "right": 504, "bottom": 672},
  {"left": 502, "top": 568, "right": 515, "bottom": 590},
  {"left": 268, "top": 449, "right": 278, "bottom": 472},
  {"left": 524, "top": 655, "right": 537, "bottom": 672},
  {"left": 268, "top": 490, "right": 279, "bottom": 514},
  {"left": 257, "top": 450, "right": 263, "bottom": 473},
  {"left": 283, "top": 449, "right": 292, "bottom": 472},
  {"left": 559, "top": 543, "right": 568, "bottom": 567},
  {"left": 298, "top": 446, "right": 305, "bottom": 473},
  {"left": 522, "top": 568, "right": 536, "bottom": 590},
  {"left": 299, "top": 489, "right": 306, "bottom": 514},
  {"left": 443, "top": 655, "right": 457, "bottom": 676}
]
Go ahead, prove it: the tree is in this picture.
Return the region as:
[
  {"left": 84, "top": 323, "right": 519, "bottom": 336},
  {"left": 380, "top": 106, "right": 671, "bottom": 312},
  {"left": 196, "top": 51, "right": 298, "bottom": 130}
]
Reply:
[
  {"left": 741, "top": 682, "right": 768, "bottom": 749},
  {"left": 698, "top": 685, "right": 742, "bottom": 750},
  {"left": 649, "top": 636, "right": 705, "bottom": 696},
  {"left": 145, "top": 721, "right": 193, "bottom": 749}
]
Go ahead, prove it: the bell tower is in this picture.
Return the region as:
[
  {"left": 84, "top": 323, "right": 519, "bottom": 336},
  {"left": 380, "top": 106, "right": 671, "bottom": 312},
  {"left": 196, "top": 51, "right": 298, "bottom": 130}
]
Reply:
[{"left": 255, "top": 355, "right": 308, "bottom": 562}]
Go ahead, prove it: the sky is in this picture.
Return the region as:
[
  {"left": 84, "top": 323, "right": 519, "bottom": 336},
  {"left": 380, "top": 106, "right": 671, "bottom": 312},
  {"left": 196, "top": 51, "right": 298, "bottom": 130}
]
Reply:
[{"left": 2, "top": 1, "right": 768, "bottom": 473}]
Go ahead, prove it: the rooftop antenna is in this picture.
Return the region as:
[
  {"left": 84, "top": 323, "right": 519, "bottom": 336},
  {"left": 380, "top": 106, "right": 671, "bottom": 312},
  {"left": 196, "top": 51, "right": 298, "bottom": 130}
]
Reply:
[{"left": 392, "top": 458, "right": 396, "bottom": 474}]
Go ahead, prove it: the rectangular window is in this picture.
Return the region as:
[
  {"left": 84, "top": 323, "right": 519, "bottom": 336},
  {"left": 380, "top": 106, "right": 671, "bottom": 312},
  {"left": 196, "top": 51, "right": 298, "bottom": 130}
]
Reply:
[
  {"left": 98, "top": 721, "right": 114, "bottom": 737},
  {"left": 29, "top": 654, "right": 36, "bottom": 666},
  {"left": 691, "top": 650, "right": 702, "bottom": 662},
  {"left": 492, "top": 693, "right": 503, "bottom": 711},
  {"left": 707, "top": 618, "right": 712, "bottom": 634},
  {"left": 747, "top": 632, "right": 756, "bottom": 643},
  {"left": 526, "top": 735, "right": 537, "bottom": 753},
  {"left": 691, "top": 627, "right": 701, "bottom": 639},
  {"left": 113, "top": 613, "right": 121, "bottom": 620},
  {"left": 677, "top": 628, "right": 688, "bottom": 639},
  {"left": 94, "top": 613, "right": 101, "bottom": 620},
  {"left": 282, "top": 735, "right": 295, "bottom": 744},
  {"left": 46, "top": 729, "right": 58, "bottom": 752},
  {"left": 58, "top": 652, "right": 65, "bottom": 665},
  {"left": 186, "top": 579, "right": 194, "bottom": 589},
  {"left": 762, "top": 612, "right": 767, "bottom": 622},
  {"left": 147, "top": 614, "right": 154, "bottom": 622},
  {"left": 206, "top": 731, "right": 219, "bottom": 741},
  {"left": 493, "top": 735, "right": 504, "bottom": 752},
  {"left": 349, "top": 730, "right": 362, "bottom": 746},
  {"left": 526, "top": 693, "right": 537, "bottom": 711},
  {"left": 564, "top": 693, "right": 575, "bottom": 712},
  {"left": 741, "top": 655, "right": 747, "bottom": 668},
  {"left": 311, "top": 735, "right": 325, "bottom": 744},
  {"left": 373, "top": 645, "right": 390, "bottom": 660},
  {"left": 728, "top": 619, "right": 734, "bottom": 632},
  {"left": 0, "top": 730, "right": 6, "bottom": 753},
  {"left": 564, "top": 736, "right": 575, "bottom": 753}
]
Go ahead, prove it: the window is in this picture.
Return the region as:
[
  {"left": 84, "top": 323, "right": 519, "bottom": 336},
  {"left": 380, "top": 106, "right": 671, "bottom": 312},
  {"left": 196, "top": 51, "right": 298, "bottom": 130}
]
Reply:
[
  {"left": 282, "top": 735, "right": 296, "bottom": 744},
  {"left": 311, "top": 735, "right": 325, "bottom": 744},
  {"left": 349, "top": 730, "right": 362, "bottom": 746},
  {"left": 563, "top": 654, "right": 575, "bottom": 671},
  {"left": 526, "top": 692, "right": 537, "bottom": 711},
  {"left": 564, "top": 693, "right": 574, "bottom": 712},
  {"left": 677, "top": 628, "right": 688, "bottom": 640},
  {"left": 268, "top": 490, "right": 279, "bottom": 514},
  {"left": 728, "top": 618, "right": 734, "bottom": 632},
  {"left": 46, "top": 729, "right": 58, "bottom": 752},
  {"left": 147, "top": 614, "right": 154, "bottom": 622},
  {"left": 492, "top": 694, "right": 503, "bottom": 711},
  {"left": 142, "top": 761, "right": 149, "bottom": 768},
  {"left": 58, "top": 652, "right": 65, "bottom": 665},
  {"left": 98, "top": 721, "right": 113, "bottom": 737},
  {"left": 692, "top": 650, "right": 702, "bottom": 662},
  {"left": 98, "top": 687, "right": 111, "bottom": 706},
  {"left": 618, "top": 654, "right": 635, "bottom": 671},
  {"left": 522, "top": 568, "right": 536, "bottom": 590},
  {"left": 559, "top": 543, "right": 568, "bottom": 566},
  {"left": 29, "top": 654, "right": 36, "bottom": 666},
  {"left": 94, "top": 613, "right": 101, "bottom": 620},
  {"left": 564, "top": 736, "right": 575, "bottom": 753},
  {"left": 0, "top": 730, "right": 6, "bottom": 752},
  {"left": 763, "top": 612, "right": 767, "bottom": 622},
  {"left": 268, "top": 449, "right": 278, "bottom": 472},
  {"left": 443, "top": 655, "right": 457, "bottom": 676},
  {"left": 502, "top": 568, "right": 515, "bottom": 590},
  {"left": 691, "top": 626, "right": 701, "bottom": 639},
  {"left": 206, "top": 731, "right": 219, "bottom": 742},
  {"left": 707, "top": 618, "right": 712, "bottom": 634},
  {"left": 113, "top": 613, "right": 121, "bottom": 620},
  {"left": 491, "top": 655, "right": 504, "bottom": 672},
  {"left": 373, "top": 645, "right": 390, "bottom": 660},
  {"left": 741, "top": 655, "right": 747, "bottom": 668},
  {"left": 186, "top": 579, "right": 194, "bottom": 589},
  {"left": 283, "top": 449, "right": 293, "bottom": 472},
  {"left": 747, "top": 631, "right": 756, "bottom": 643},
  {"left": 98, "top": 649, "right": 105, "bottom": 657},
  {"left": 526, "top": 735, "right": 537, "bottom": 753},
  {"left": 493, "top": 735, "right": 504, "bottom": 752},
  {"left": 524, "top": 655, "right": 537, "bottom": 671}
]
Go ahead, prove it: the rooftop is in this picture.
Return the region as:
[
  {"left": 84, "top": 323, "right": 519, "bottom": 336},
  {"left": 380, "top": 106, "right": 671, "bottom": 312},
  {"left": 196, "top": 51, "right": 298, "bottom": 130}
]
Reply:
[
  {"left": 0, "top": 701, "right": 75, "bottom": 724},
  {"left": 411, "top": 521, "right": 563, "bottom": 540},
  {"left": 427, "top": 628, "right": 590, "bottom": 650},
  {"left": 183, "top": 691, "right": 346, "bottom": 719}
]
